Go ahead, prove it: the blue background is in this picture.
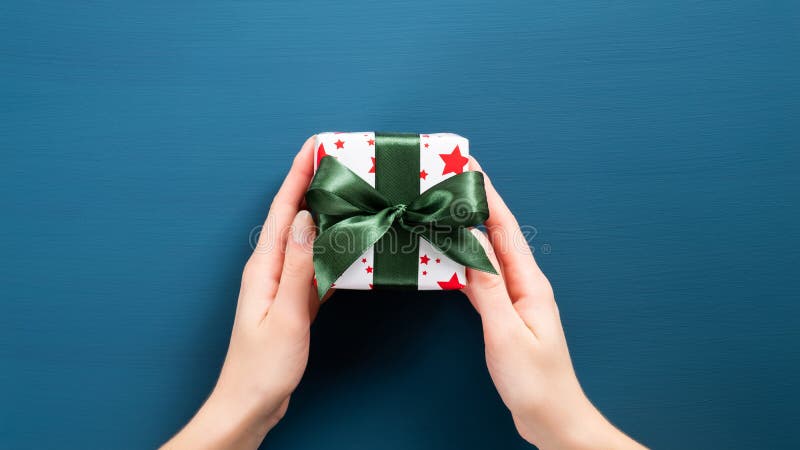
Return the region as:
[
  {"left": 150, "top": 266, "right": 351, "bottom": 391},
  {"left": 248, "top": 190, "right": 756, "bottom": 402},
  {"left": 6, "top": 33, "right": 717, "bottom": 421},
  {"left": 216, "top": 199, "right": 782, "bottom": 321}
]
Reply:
[{"left": 2, "top": 1, "right": 798, "bottom": 448}]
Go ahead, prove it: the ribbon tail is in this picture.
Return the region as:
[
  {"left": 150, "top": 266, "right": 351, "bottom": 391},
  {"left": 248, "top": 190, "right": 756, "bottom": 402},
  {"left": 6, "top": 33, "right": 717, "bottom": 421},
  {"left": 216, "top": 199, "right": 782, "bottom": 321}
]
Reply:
[
  {"left": 419, "top": 227, "right": 498, "bottom": 275},
  {"left": 312, "top": 208, "right": 400, "bottom": 299}
]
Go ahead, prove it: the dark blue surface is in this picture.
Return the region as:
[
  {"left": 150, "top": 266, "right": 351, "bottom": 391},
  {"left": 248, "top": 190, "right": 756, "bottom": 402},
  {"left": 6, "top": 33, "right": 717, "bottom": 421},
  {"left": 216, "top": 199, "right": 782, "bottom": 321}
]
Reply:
[{"left": 2, "top": 1, "right": 799, "bottom": 448}]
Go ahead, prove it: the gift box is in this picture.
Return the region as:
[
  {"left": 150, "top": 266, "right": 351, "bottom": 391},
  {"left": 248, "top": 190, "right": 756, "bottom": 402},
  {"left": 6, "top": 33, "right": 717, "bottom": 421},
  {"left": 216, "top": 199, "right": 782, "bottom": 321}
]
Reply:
[{"left": 306, "top": 132, "right": 496, "bottom": 298}]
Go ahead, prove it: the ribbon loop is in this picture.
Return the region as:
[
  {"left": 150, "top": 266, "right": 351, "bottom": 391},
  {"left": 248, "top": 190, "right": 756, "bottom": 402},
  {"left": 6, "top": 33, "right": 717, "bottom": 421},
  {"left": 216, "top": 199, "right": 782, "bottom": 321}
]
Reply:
[{"left": 306, "top": 156, "right": 497, "bottom": 298}]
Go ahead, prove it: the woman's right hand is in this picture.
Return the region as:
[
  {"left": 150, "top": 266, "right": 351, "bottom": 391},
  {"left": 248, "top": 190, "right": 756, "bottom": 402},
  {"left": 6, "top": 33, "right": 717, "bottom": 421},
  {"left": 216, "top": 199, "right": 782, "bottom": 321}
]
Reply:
[{"left": 463, "top": 157, "right": 645, "bottom": 450}]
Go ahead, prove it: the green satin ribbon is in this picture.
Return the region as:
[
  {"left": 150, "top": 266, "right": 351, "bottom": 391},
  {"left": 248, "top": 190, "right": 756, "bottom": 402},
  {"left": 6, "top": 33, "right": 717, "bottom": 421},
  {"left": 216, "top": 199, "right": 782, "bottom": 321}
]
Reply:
[{"left": 306, "top": 154, "right": 497, "bottom": 299}]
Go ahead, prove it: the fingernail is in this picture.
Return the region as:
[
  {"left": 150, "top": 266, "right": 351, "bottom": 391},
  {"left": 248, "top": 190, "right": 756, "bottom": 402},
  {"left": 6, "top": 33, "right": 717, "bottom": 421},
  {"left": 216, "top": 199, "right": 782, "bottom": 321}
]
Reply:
[
  {"left": 470, "top": 227, "right": 488, "bottom": 242},
  {"left": 291, "top": 210, "right": 314, "bottom": 246},
  {"left": 471, "top": 227, "right": 499, "bottom": 273},
  {"left": 470, "top": 228, "right": 488, "bottom": 251},
  {"left": 306, "top": 134, "right": 317, "bottom": 144}
]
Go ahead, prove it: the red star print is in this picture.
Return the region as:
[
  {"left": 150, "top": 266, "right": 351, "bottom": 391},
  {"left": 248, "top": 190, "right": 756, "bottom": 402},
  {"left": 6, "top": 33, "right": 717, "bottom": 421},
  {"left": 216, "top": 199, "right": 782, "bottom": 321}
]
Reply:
[
  {"left": 420, "top": 170, "right": 428, "bottom": 180},
  {"left": 361, "top": 258, "right": 367, "bottom": 263},
  {"left": 422, "top": 270, "right": 427, "bottom": 276},
  {"left": 369, "top": 283, "right": 374, "bottom": 289},
  {"left": 367, "top": 139, "right": 375, "bottom": 146},
  {"left": 422, "top": 134, "right": 430, "bottom": 137},
  {"left": 435, "top": 258, "right": 441, "bottom": 264},
  {"left": 316, "top": 143, "right": 328, "bottom": 168},
  {"left": 424, "top": 143, "right": 429, "bottom": 148},
  {"left": 420, "top": 254, "right": 430, "bottom": 265},
  {"left": 331, "top": 282, "right": 335, "bottom": 287},
  {"left": 366, "top": 266, "right": 373, "bottom": 273},
  {"left": 368, "top": 156, "right": 376, "bottom": 173},
  {"left": 439, "top": 145, "right": 469, "bottom": 175},
  {"left": 335, "top": 139, "right": 345, "bottom": 149},
  {"left": 437, "top": 272, "right": 465, "bottom": 290}
]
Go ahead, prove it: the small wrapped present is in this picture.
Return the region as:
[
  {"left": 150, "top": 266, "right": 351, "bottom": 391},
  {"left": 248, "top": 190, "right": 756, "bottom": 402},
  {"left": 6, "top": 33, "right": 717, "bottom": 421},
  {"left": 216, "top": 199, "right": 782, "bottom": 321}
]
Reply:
[{"left": 306, "top": 132, "right": 496, "bottom": 298}]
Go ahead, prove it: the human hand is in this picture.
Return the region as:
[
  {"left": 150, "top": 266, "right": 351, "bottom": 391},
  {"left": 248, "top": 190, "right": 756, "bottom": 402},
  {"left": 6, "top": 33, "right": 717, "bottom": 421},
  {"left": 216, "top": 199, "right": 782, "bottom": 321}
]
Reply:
[
  {"left": 463, "top": 158, "right": 645, "bottom": 450},
  {"left": 163, "top": 137, "right": 319, "bottom": 450}
]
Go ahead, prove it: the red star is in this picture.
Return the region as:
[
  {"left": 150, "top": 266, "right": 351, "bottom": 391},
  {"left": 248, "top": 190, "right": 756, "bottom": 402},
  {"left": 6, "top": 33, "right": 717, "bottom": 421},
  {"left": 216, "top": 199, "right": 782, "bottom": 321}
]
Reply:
[
  {"left": 368, "top": 156, "right": 376, "bottom": 173},
  {"left": 365, "top": 266, "right": 373, "bottom": 273},
  {"left": 439, "top": 145, "right": 469, "bottom": 175},
  {"left": 335, "top": 139, "right": 345, "bottom": 149},
  {"left": 420, "top": 170, "right": 428, "bottom": 180},
  {"left": 367, "top": 139, "right": 375, "bottom": 146},
  {"left": 435, "top": 258, "right": 441, "bottom": 264},
  {"left": 422, "top": 270, "right": 427, "bottom": 276},
  {"left": 420, "top": 254, "right": 430, "bottom": 265},
  {"left": 424, "top": 143, "right": 429, "bottom": 148},
  {"left": 437, "top": 272, "right": 465, "bottom": 290},
  {"left": 369, "top": 283, "right": 374, "bottom": 289},
  {"left": 361, "top": 258, "right": 367, "bottom": 263},
  {"left": 316, "top": 143, "right": 328, "bottom": 168},
  {"left": 331, "top": 282, "right": 335, "bottom": 287},
  {"left": 422, "top": 134, "right": 430, "bottom": 137}
]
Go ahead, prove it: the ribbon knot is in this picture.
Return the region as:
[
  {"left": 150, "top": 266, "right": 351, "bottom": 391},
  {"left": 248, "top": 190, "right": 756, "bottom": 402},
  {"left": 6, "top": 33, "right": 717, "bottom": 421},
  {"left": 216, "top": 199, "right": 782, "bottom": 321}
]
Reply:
[
  {"left": 391, "top": 203, "right": 408, "bottom": 225},
  {"left": 305, "top": 156, "right": 497, "bottom": 298}
]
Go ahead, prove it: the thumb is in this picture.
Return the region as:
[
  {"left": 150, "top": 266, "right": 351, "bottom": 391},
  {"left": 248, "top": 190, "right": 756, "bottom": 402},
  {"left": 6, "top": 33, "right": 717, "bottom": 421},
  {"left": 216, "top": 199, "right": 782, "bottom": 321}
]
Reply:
[
  {"left": 463, "top": 229, "right": 520, "bottom": 327},
  {"left": 271, "top": 210, "right": 317, "bottom": 327}
]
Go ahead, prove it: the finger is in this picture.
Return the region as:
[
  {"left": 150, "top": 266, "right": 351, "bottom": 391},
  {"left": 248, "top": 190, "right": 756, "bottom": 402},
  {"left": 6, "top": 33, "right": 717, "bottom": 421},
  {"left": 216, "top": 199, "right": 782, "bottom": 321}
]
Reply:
[
  {"left": 469, "top": 157, "right": 545, "bottom": 301},
  {"left": 244, "top": 136, "right": 316, "bottom": 301},
  {"left": 470, "top": 157, "right": 560, "bottom": 335},
  {"left": 270, "top": 210, "right": 317, "bottom": 329},
  {"left": 513, "top": 285, "right": 561, "bottom": 339},
  {"left": 463, "top": 229, "right": 526, "bottom": 331},
  {"left": 305, "top": 284, "right": 335, "bottom": 323}
]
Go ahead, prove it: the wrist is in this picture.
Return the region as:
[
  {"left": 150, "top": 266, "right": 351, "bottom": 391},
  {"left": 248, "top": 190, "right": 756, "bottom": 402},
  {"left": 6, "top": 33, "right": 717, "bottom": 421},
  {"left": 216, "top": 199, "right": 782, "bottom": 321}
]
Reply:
[
  {"left": 550, "top": 403, "right": 616, "bottom": 450},
  {"left": 162, "top": 388, "right": 281, "bottom": 450},
  {"left": 519, "top": 396, "right": 640, "bottom": 450},
  {"left": 206, "top": 383, "right": 285, "bottom": 435},
  {"left": 186, "top": 389, "right": 281, "bottom": 449}
]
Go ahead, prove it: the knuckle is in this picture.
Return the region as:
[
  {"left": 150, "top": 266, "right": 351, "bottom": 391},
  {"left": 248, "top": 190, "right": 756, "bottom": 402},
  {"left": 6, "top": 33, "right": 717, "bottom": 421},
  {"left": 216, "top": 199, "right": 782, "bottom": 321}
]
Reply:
[
  {"left": 281, "top": 254, "right": 306, "bottom": 276},
  {"left": 268, "top": 200, "right": 290, "bottom": 217},
  {"left": 532, "top": 274, "right": 554, "bottom": 300},
  {"left": 273, "top": 399, "right": 290, "bottom": 421},
  {"left": 242, "top": 259, "right": 259, "bottom": 281}
]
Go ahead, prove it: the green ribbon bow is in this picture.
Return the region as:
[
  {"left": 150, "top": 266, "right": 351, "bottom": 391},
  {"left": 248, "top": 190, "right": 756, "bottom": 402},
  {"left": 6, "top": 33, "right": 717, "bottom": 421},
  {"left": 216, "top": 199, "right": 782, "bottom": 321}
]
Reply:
[{"left": 306, "top": 150, "right": 497, "bottom": 299}]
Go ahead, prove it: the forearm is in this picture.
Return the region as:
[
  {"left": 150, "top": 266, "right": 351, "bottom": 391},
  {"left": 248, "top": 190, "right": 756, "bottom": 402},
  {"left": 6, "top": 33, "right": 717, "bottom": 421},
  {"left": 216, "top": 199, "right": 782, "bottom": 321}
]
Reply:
[{"left": 516, "top": 398, "right": 645, "bottom": 450}]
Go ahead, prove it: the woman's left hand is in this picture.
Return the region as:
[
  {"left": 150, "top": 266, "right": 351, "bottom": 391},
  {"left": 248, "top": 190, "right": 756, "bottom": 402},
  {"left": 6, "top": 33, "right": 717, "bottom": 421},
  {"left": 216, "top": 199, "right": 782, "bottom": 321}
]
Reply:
[{"left": 163, "top": 136, "right": 319, "bottom": 450}]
